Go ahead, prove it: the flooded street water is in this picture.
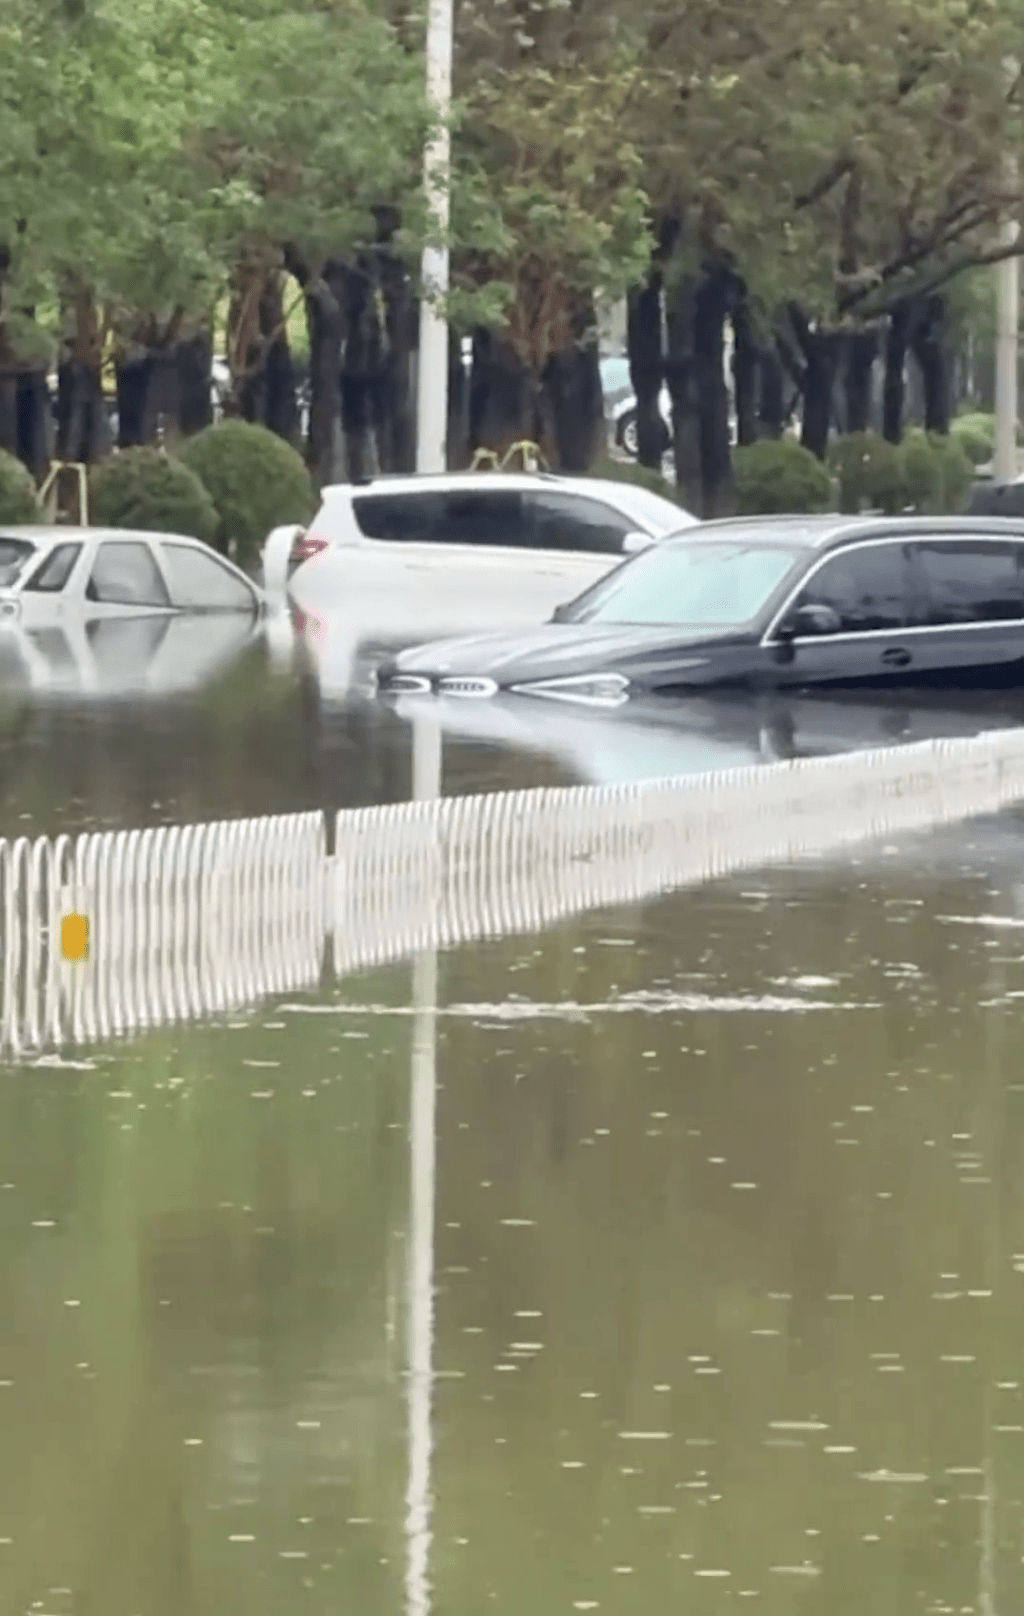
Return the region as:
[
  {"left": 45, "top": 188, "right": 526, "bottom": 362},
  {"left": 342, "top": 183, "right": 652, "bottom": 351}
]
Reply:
[{"left": 3, "top": 635, "right": 1024, "bottom": 1614}]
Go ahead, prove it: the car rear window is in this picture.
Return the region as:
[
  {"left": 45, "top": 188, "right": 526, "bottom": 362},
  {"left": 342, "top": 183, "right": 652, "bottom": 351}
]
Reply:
[{"left": 0, "top": 536, "right": 36, "bottom": 586}]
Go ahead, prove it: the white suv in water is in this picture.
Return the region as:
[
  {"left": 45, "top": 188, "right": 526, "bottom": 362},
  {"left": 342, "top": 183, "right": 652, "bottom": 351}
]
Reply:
[{"left": 265, "top": 469, "right": 693, "bottom": 661}]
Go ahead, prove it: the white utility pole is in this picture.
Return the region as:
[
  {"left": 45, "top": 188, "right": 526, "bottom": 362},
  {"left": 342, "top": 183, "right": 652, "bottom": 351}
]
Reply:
[
  {"left": 994, "top": 58, "right": 1020, "bottom": 484},
  {"left": 415, "top": 0, "right": 454, "bottom": 473}
]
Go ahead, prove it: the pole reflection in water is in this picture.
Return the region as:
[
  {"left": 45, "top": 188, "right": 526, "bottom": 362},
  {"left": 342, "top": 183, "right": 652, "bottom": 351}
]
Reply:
[{"left": 406, "top": 710, "right": 442, "bottom": 1616}]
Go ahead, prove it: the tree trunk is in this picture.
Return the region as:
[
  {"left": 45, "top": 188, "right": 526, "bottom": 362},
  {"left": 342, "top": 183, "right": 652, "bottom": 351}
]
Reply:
[
  {"left": 446, "top": 325, "right": 468, "bottom": 469},
  {"left": 56, "top": 362, "right": 107, "bottom": 463},
  {"left": 801, "top": 333, "right": 840, "bottom": 459},
  {"left": 298, "top": 259, "right": 347, "bottom": 486},
  {"left": 788, "top": 305, "right": 840, "bottom": 460},
  {"left": 16, "top": 371, "right": 50, "bottom": 479},
  {"left": 883, "top": 303, "right": 911, "bottom": 444},
  {"left": 176, "top": 329, "right": 213, "bottom": 436},
  {"left": 115, "top": 356, "right": 148, "bottom": 448},
  {"left": 339, "top": 264, "right": 379, "bottom": 484},
  {"left": 469, "top": 328, "right": 538, "bottom": 458},
  {"left": 542, "top": 297, "right": 603, "bottom": 473},
  {"left": 844, "top": 329, "right": 878, "bottom": 434},
  {"left": 758, "top": 346, "right": 786, "bottom": 439},
  {"left": 731, "top": 301, "right": 759, "bottom": 446},
  {"left": 260, "top": 284, "right": 299, "bottom": 443},
  {"left": 908, "top": 293, "right": 949, "bottom": 434},
  {"left": 374, "top": 252, "right": 416, "bottom": 473},
  {"left": 664, "top": 271, "right": 702, "bottom": 511},
  {"left": 626, "top": 273, "right": 669, "bottom": 468},
  {"left": 139, "top": 349, "right": 181, "bottom": 446},
  {"left": 693, "top": 268, "right": 735, "bottom": 516}
]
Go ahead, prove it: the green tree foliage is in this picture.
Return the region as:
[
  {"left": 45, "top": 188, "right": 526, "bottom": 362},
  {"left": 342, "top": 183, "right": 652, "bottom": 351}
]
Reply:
[
  {"left": 179, "top": 420, "right": 314, "bottom": 564},
  {"left": 89, "top": 447, "right": 218, "bottom": 542}
]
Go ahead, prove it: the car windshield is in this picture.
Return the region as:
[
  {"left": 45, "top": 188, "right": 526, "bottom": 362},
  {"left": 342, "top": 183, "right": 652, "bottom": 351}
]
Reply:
[
  {"left": 561, "top": 540, "right": 805, "bottom": 627},
  {"left": 0, "top": 536, "right": 36, "bottom": 587}
]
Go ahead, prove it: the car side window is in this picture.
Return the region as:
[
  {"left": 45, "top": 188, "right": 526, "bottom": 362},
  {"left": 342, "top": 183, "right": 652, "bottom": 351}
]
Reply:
[
  {"left": 352, "top": 492, "right": 451, "bottom": 542},
  {"left": 912, "top": 539, "right": 1024, "bottom": 624},
  {"left": 86, "top": 541, "right": 170, "bottom": 607},
  {"left": 791, "top": 543, "right": 913, "bottom": 633},
  {"left": 524, "top": 492, "right": 635, "bottom": 554},
  {"left": 161, "top": 543, "right": 256, "bottom": 610},
  {"left": 24, "top": 542, "right": 84, "bottom": 593},
  {"left": 437, "top": 491, "right": 526, "bottom": 547}
]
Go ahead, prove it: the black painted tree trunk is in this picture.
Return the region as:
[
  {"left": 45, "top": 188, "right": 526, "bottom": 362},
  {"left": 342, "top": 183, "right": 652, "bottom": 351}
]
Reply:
[
  {"left": 542, "top": 297, "right": 603, "bottom": 473},
  {"left": 664, "top": 272, "right": 702, "bottom": 511},
  {"left": 789, "top": 304, "right": 841, "bottom": 460},
  {"left": 627, "top": 273, "right": 669, "bottom": 468},
  {"left": 731, "top": 299, "right": 759, "bottom": 447},
  {"left": 293, "top": 257, "right": 348, "bottom": 486},
  {"left": 908, "top": 293, "right": 949, "bottom": 434},
  {"left": 176, "top": 329, "right": 214, "bottom": 437},
  {"left": 758, "top": 345, "right": 787, "bottom": 438},
  {"left": 374, "top": 252, "right": 416, "bottom": 473},
  {"left": 883, "top": 303, "right": 911, "bottom": 444},
  {"left": 693, "top": 267, "right": 737, "bottom": 515},
  {"left": 844, "top": 329, "right": 879, "bottom": 434},
  {"left": 468, "top": 328, "right": 540, "bottom": 460}
]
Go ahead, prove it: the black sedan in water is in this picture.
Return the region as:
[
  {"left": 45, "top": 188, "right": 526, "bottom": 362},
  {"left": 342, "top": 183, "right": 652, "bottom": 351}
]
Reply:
[{"left": 376, "top": 514, "right": 1024, "bottom": 706}]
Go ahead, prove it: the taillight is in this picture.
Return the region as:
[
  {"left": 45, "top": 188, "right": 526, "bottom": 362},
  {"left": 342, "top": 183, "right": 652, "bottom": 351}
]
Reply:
[{"left": 290, "top": 532, "right": 331, "bottom": 569}]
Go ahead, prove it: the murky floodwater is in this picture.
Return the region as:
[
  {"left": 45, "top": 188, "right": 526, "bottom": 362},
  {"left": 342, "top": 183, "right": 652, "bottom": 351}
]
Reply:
[{"left": 3, "top": 634, "right": 1024, "bottom": 1613}]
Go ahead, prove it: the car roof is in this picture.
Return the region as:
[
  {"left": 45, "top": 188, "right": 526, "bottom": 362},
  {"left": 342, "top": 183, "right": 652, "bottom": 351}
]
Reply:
[
  {"left": 661, "top": 514, "right": 1024, "bottom": 551},
  {"left": 321, "top": 471, "right": 658, "bottom": 499},
  {"left": 0, "top": 524, "right": 212, "bottom": 544}
]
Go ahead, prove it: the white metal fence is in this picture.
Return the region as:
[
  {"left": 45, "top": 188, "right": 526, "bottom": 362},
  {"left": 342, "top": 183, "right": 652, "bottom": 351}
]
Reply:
[
  {"left": 0, "top": 813, "right": 325, "bottom": 1058},
  {"left": 6, "top": 727, "right": 1024, "bottom": 1056},
  {"left": 330, "top": 728, "right": 1024, "bottom": 973}
]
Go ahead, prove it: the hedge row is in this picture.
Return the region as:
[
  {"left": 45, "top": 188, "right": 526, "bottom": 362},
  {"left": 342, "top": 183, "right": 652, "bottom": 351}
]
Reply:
[{"left": 733, "top": 431, "right": 975, "bottom": 517}]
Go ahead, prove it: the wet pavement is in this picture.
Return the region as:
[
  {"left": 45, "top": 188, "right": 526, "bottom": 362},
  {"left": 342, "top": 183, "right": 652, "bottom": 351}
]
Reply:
[{"left": 2, "top": 621, "right": 1024, "bottom": 1613}]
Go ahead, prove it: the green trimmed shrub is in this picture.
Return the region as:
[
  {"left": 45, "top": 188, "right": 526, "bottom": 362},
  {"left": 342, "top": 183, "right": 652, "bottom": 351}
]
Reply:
[
  {"left": 927, "top": 431, "right": 974, "bottom": 512},
  {"left": 732, "top": 439, "right": 833, "bottom": 515},
  {"left": 179, "top": 420, "right": 314, "bottom": 565},
  {"left": 952, "top": 409, "right": 1023, "bottom": 450},
  {"left": 89, "top": 448, "right": 217, "bottom": 543},
  {"left": 827, "top": 431, "right": 900, "bottom": 514},
  {"left": 588, "top": 457, "right": 689, "bottom": 507},
  {"left": 897, "top": 430, "right": 943, "bottom": 512},
  {"left": 950, "top": 419, "right": 994, "bottom": 466},
  {"left": 0, "top": 448, "right": 39, "bottom": 522}
]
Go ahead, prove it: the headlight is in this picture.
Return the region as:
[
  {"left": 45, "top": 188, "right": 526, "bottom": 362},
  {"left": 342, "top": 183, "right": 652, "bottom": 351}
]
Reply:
[
  {"left": 379, "top": 673, "right": 433, "bottom": 695},
  {"left": 509, "top": 672, "right": 630, "bottom": 707}
]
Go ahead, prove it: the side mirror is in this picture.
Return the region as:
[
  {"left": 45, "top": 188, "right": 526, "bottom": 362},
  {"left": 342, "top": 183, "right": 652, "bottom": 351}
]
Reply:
[
  {"left": 622, "top": 530, "right": 654, "bottom": 555},
  {"left": 777, "top": 601, "right": 842, "bottom": 640}
]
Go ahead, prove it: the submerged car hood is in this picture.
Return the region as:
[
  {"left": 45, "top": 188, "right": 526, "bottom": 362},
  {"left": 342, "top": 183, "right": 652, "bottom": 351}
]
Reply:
[{"left": 390, "top": 622, "right": 741, "bottom": 685}]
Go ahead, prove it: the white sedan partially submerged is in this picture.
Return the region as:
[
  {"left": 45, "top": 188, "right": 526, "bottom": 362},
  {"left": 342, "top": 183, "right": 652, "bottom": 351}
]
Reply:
[
  {"left": 0, "top": 526, "right": 263, "bottom": 628},
  {"left": 0, "top": 527, "right": 264, "bottom": 696}
]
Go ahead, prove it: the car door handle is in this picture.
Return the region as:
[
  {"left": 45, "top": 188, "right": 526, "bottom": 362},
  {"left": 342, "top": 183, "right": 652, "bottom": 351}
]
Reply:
[{"left": 881, "top": 647, "right": 912, "bottom": 668}]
